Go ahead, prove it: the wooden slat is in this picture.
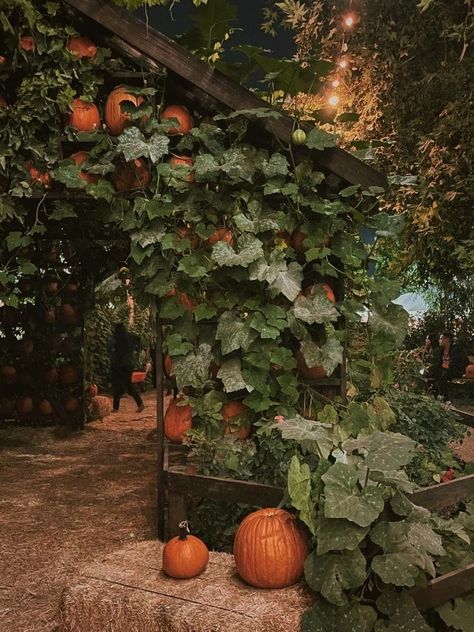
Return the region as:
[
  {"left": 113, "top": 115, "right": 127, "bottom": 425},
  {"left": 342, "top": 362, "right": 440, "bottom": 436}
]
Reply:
[
  {"left": 155, "top": 312, "right": 166, "bottom": 540},
  {"left": 63, "top": 0, "right": 387, "bottom": 189},
  {"left": 409, "top": 474, "right": 474, "bottom": 511},
  {"left": 165, "top": 469, "right": 284, "bottom": 507},
  {"left": 452, "top": 407, "right": 474, "bottom": 427},
  {"left": 413, "top": 563, "right": 474, "bottom": 610}
]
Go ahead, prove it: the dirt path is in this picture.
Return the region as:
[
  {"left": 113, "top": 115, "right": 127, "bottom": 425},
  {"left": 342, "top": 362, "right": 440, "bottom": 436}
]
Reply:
[{"left": 0, "top": 391, "right": 158, "bottom": 632}]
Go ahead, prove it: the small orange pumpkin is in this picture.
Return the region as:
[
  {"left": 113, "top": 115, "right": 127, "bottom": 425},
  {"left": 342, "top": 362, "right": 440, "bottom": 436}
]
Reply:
[
  {"left": 59, "top": 303, "right": 81, "bottom": 325},
  {"left": 221, "top": 401, "right": 250, "bottom": 440},
  {"left": 70, "top": 151, "right": 99, "bottom": 185},
  {"left": 304, "top": 282, "right": 336, "bottom": 304},
  {"left": 233, "top": 508, "right": 309, "bottom": 588},
  {"left": 105, "top": 87, "right": 145, "bottom": 136},
  {"left": 39, "top": 399, "right": 53, "bottom": 416},
  {"left": 1, "top": 365, "right": 17, "bottom": 384},
  {"left": 294, "top": 349, "right": 327, "bottom": 380},
  {"left": 164, "top": 397, "right": 192, "bottom": 443},
  {"left": 67, "top": 36, "right": 97, "bottom": 59},
  {"left": 69, "top": 98, "right": 100, "bottom": 132},
  {"left": 169, "top": 155, "right": 194, "bottom": 182},
  {"left": 206, "top": 227, "right": 235, "bottom": 248},
  {"left": 44, "top": 279, "right": 59, "bottom": 295},
  {"left": 0, "top": 56, "right": 5, "bottom": 64},
  {"left": 465, "top": 364, "right": 474, "bottom": 379},
  {"left": 89, "top": 384, "right": 98, "bottom": 397},
  {"left": 112, "top": 159, "right": 151, "bottom": 192},
  {"left": 42, "top": 306, "right": 56, "bottom": 325},
  {"left": 64, "top": 281, "right": 79, "bottom": 296},
  {"left": 16, "top": 397, "right": 34, "bottom": 416},
  {"left": 64, "top": 396, "right": 81, "bottom": 413},
  {"left": 25, "top": 161, "right": 52, "bottom": 188},
  {"left": 20, "top": 36, "right": 34, "bottom": 51},
  {"left": 162, "top": 520, "right": 209, "bottom": 578},
  {"left": 59, "top": 365, "right": 80, "bottom": 385},
  {"left": 161, "top": 105, "right": 194, "bottom": 135},
  {"left": 43, "top": 366, "right": 58, "bottom": 384}
]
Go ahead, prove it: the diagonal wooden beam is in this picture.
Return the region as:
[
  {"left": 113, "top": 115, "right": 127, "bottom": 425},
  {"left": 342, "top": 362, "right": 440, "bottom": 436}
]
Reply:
[{"left": 63, "top": 0, "right": 387, "bottom": 189}]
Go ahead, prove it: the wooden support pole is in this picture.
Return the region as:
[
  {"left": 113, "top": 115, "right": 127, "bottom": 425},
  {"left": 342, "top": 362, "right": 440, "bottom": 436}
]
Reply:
[{"left": 155, "top": 309, "right": 165, "bottom": 541}]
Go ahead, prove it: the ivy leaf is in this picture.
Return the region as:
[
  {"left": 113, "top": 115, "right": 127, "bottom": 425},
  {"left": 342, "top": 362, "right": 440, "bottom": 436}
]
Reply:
[
  {"left": 117, "top": 127, "right": 169, "bottom": 162},
  {"left": 293, "top": 292, "right": 339, "bottom": 325},
  {"left": 216, "top": 311, "right": 257, "bottom": 355},
  {"left": 248, "top": 311, "right": 281, "bottom": 339},
  {"left": 194, "top": 153, "right": 221, "bottom": 181},
  {"left": 304, "top": 548, "right": 367, "bottom": 606},
  {"left": 375, "top": 591, "right": 433, "bottom": 631},
  {"left": 52, "top": 163, "right": 84, "bottom": 189},
  {"left": 261, "top": 152, "right": 289, "bottom": 178},
  {"left": 178, "top": 253, "right": 214, "bottom": 278},
  {"left": 87, "top": 180, "right": 115, "bottom": 202},
  {"left": 437, "top": 595, "right": 474, "bottom": 632},
  {"left": 131, "top": 227, "right": 165, "bottom": 248},
  {"left": 49, "top": 202, "right": 77, "bottom": 221},
  {"left": 305, "top": 127, "right": 338, "bottom": 151},
  {"left": 165, "top": 333, "right": 194, "bottom": 356},
  {"left": 275, "top": 416, "right": 335, "bottom": 459},
  {"left": 221, "top": 147, "right": 256, "bottom": 182},
  {"left": 193, "top": 303, "right": 217, "bottom": 321},
  {"left": 316, "top": 517, "right": 369, "bottom": 555},
  {"left": 343, "top": 432, "right": 417, "bottom": 472},
  {"left": 302, "top": 601, "right": 377, "bottom": 632},
  {"left": 287, "top": 455, "right": 316, "bottom": 534},
  {"left": 369, "top": 303, "right": 409, "bottom": 352},
  {"left": 174, "top": 343, "right": 213, "bottom": 390},
  {"left": 370, "top": 522, "right": 445, "bottom": 587},
  {"left": 249, "top": 258, "right": 303, "bottom": 301},
  {"left": 211, "top": 235, "right": 264, "bottom": 267},
  {"left": 322, "top": 463, "right": 385, "bottom": 526},
  {"left": 301, "top": 336, "right": 343, "bottom": 375},
  {"left": 217, "top": 357, "right": 249, "bottom": 393}
]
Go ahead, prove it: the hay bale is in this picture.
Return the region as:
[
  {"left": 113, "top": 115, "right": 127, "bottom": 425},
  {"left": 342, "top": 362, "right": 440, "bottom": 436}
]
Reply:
[
  {"left": 59, "top": 540, "right": 313, "bottom": 632},
  {"left": 89, "top": 396, "right": 112, "bottom": 420}
]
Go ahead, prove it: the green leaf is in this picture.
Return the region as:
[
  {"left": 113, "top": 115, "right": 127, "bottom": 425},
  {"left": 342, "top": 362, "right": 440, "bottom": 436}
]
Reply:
[
  {"left": 293, "top": 292, "right": 339, "bottom": 324},
  {"left": 304, "top": 548, "right": 367, "bottom": 606},
  {"left": 52, "top": 163, "right": 84, "bottom": 189},
  {"left": 248, "top": 311, "right": 281, "bottom": 339},
  {"left": 193, "top": 303, "right": 217, "bottom": 321},
  {"left": 316, "top": 517, "right": 369, "bottom": 555},
  {"left": 305, "top": 127, "right": 338, "bottom": 151},
  {"left": 249, "top": 258, "right": 303, "bottom": 301},
  {"left": 437, "top": 595, "right": 474, "bottom": 632},
  {"left": 217, "top": 357, "right": 249, "bottom": 393},
  {"left": 165, "top": 333, "right": 194, "bottom": 356},
  {"left": 343, "top": 432, "right": 417, "bottom": 472},
  {"left": 211, "top": 235, "right": 264, "bottom": 268},
  {"left": 49, "top": 201, "right": 77, "bottom": 221},
  {"left": 194, "top": 153, "right": 221, "bottom": 180},
  {"left": 275, "top": 416, "right": 336, "bottom": 459},
  {"left": 174, "top": 343, "right": 213, "bottom": 390},
  {"left": 216, "top": 311, "right": 257, "bottom": 355},
  {"left": 261, "top": 153, "right": 289, "bottom": 178},
  {"left": 322, "top": 463, "right": 385, "bottom": 527},
  {"left": 339, "top": 184, "right": 361, "bottom": 198},
  {"left": 287, "top": 455, "right": 316, "bottom": 534},
  {"left": 375, "top": 591, "right": 433, "bottom": 631},
  {"left": 300, "top": 336, "right": 343, "bottom": 375},
  {"left": 302, "top": 602, "right": 377, "bottom": 632},
  {"left": 178, "top": 253, "right": 214, "bottom": 278},
  {"left": 117, "top": 127, "right": 169, "bottom": 162}
]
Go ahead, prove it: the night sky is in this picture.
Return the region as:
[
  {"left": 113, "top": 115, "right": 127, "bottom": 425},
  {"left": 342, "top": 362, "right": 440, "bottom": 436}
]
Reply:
[{"left": 134, "top": 0, "right": 295, "bottom": 58}]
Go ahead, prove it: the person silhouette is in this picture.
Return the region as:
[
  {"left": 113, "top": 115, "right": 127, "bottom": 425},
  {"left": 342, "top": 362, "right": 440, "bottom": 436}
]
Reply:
[{"left": 109, "top": 323, "right": 144, "bottom": 413}]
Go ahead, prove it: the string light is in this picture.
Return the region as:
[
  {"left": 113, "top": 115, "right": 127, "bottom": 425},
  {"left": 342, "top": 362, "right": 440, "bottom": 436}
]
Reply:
[
  {"left": 332, "top": 79, "right": 341, "bottom": 88},
  {"left": 328, "top": 95, "right": 340, "bottom": 107},
  {"left": 338, "top": 58, "right": 349, "bottom": 69}
]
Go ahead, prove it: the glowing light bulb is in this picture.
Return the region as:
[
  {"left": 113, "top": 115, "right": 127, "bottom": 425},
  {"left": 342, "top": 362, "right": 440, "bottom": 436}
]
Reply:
[
  {"left": 338, "top": 59, "right": 349, "bottom": 69},
  {"left": 328, "top": 95, "right": 340, "bottom": 107},
  {"left": 344, "top": 16, "right": 354, "bottom": 27},
  {"left": 332, "top": 79, "right": 340, "bottom": 88}
]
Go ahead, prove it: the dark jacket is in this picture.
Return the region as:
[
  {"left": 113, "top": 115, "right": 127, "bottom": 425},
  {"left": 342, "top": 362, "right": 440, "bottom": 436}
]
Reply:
[{"left": 110, "top": 331, "right": 139, "bottom": 370}]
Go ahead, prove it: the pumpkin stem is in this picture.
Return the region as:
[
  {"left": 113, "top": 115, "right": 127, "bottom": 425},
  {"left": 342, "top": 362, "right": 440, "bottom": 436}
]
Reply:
[{"left": 178, "top": 520, "right": 190, "bottom": 540}]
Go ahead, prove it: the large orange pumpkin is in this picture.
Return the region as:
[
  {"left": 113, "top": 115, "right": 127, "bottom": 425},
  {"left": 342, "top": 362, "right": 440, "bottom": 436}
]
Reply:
[
  {"left": 64, "top": 396, "right": 81, "bottom": 413},
  {"left": 105, "top": 87, "right": 145, "bottom": 135},
  {"left": 59, "top": 365, "right": 80, "bottom": 385},
  {"left": 169, "top": 155, "right": 194, "bottom": 182},
  {"left": 43, "top": 366, "right": 58, "bottom": 384},
  {"left": 162, "top": 520, "right": 209, "bottom": 578},
  {"left": 112, "top": 159, "right": 151, "bottom": 192},
  {"left": 70, "top": 151, "right": 99, "bottom": 185},
  {"left": 39, "top": 399, "right": 53, "bottom": 416},
  {"left": 1, "top": 365, "right": 17, "bottom": 384},
  {"left": 221, "top": 401, "right": 250, "bottom": 440},
  {"left": 233, "top": 508, "right": 309, "bottom": 588},
  {"left": 164, "top": 397, "right": 192, "bottom": 443},
  {"left": 304, "top": 282, "right": 336, "bottom": 304},
  {"left": 67, "top": 37, "right": 97, "bottom": 59},
  {"left": 69, "top": 98, "right": 100, "bottom": 132},
  {"left": 59, "top": 303, "right": 81, "bottom": 325},
  {"left": 16, "top": 397, "right": 34, "bottom": 416},
  {"left": 294, "top": 349, "right": 327, "bottom": 380},
  {"left": 206, "top": 228, "right": 235, "bottom": 248},
  {"left": 465, "top": 364, "right": 474, "bottom": 379},
  {"left": 161, "top": 105, "right": 194, "bottom": 135}
]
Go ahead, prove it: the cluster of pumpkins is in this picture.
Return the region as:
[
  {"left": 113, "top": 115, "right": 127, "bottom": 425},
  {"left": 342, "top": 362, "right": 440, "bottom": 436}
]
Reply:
[
  {"left": 163, "top": 508, "right": 308, "bottom": 590},
  {"left": 0, "top": 35, "right": 194, "bottom": 192}
]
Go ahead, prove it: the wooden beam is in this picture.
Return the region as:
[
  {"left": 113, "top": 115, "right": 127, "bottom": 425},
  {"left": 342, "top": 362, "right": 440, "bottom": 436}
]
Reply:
[
  {"left": 413, "top": 563, "right": 474, "bottom": 610},
  {"left": 452, "top": 407, "right": 474, "bottom": 427},
  {"left": 409, "top": 474, "right": 474, "bottom": 511},
  {"left": 63, "top": 0, "right": 387, "bottom": 189}
]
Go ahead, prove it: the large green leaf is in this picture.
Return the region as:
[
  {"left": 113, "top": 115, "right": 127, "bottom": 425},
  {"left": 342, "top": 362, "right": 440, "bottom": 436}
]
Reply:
[
  {"left": 287, "top": 455, "right": 316, "bottom": 534},
  {"left": 217, "top": 357, "right": 249, "bottom": 393},
  {"left": 173, "top": 344, "right": 213, "bottom": 390},
  {"left": 322, "top": 463, "right": 385, "bottom": 526},
  {"left": 276, "top": 416, "right": 336, "bottom": 459},
  {"left": 293, "top": 292, "right": 339, "bottom": 324},
  {"left": 343, "top": 432, "right": 417, "bottom": 472},
  {"left": 437, "top": 595, "right": 474, "bottom": 632},
  {"left": 305, "top": 127, "right": 338, "bottom": 150},
  {"left": 116, "top": 127, "right": 169, "bottom": 162},
  {"left": 316, "top": 516, "right": 369, "bottom": 555},
  {"left": 211, "top": 234, "right": 264, "bottom": 267},
  {"left": 216, "top": 311, "right": 257, "bottom": 355},
  {"left": 178, "top": 253, "right": 214, "bottom": 278},
  {"left": 375, "top": 591, "right": 433, "bottom": 631},
  {"left": 261, "top": 152, "right": 289, "bottom": 178},
  {"left": 304, "top": 548, "right": 367, "bottom": 606},
  {"left": 302, "top": 601, "right": 377, "bottom": 632},
  {"left": 300, "top": 335, "right": 343, "bottom": 376},
  {"left": 249, "top": 258, "right": 303, "bottom": 301}
]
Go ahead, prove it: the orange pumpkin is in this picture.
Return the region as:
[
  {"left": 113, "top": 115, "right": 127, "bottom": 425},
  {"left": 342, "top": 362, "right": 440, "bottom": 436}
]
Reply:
[
  {"left": 25, "top": 161, "right": 52, "bottom": 188},
  {"left": 16, "top": 397, "right": 34, "bottom": 416},
  {"left": 1, "top": 365, "right": 17, "bottom": 384},
  {"left": 164, "top": 397, "right": 192, "bottom": 443},
  {"left": 169, "top": 155, "right": 194, "bottom": 182},
  {"left": 294, "top": 349, "right": 327, "bottom": 380},
  {"left": 64, "top": 396, "right": 80, "bottom": 413},
  {"left": 164, "top": 355, "right": 174, "bottom": 378},
  {"left": 43, "top": 366, "right": 58, "bottom": 384},
  {"left": 19, "top": 338, "right": 34, "bottom": 354},
  {"left": 166, "top": 288, "right": 198, "bottom": 312},
  {"left": 39, "top": 399, "right": 53, "bottom": 416},
  {"left": 20, "top": 36, "right": 34, "bottom": 51},
  {"left": 206, "top": 228, "right": 235, "bottom": 248},
  {"left": 59, "top": 365, "right": 80, "bottom": 385},
  {"left": 105, "top": 87, "right": 145, "bottom": 135},
  {"left": 233, "top": 508, "right": 309, "bottom": 588},
  {"left": 69, "top": 98, "right": 100, "bottom": 132},
  {"left": 112, "top": 159, "right": 151, "bottom": 192},
  {"left": 0, "top": 95, "right": 7, "bottom": 107},
  {"left": 89, "top": 384, "right": 98, "bottom": 397},
  {"left": 221, "top": 401, "right": 250, "bottom": 440},
  {"left": 67, "top": 36, "right": 97, "bottom": 59},
  {"left": 161, "top": 105, "right": 194, "bottom": 135},
  {"left": 177, "top": 225, "right": 200, "bottom": 249},
  {"left": 70, "top": 151, "right": 99, "bottom": 185},
  {"left": 304, "top": 282, "right": 336, "bottom": 304},
  {"left": 465, "top": 364, "right": 474, "bottom": 379},
  {"left": 59, "top": 303, "right": 81, "bottom": 326},
  {"left": 64, "top": 281, "right": 79, "bottom": 296},
  {"left": 162, "top": 520, "right": 209, "bottom": 579}
]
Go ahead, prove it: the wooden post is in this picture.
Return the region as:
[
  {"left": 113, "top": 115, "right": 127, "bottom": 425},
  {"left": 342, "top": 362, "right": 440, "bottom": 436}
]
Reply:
[
  {"left": 167, "top": 492, "right": 187, "bottom": 539},
  {"left": 155, "top": 308, "right": 165, "bottom": 540}
]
